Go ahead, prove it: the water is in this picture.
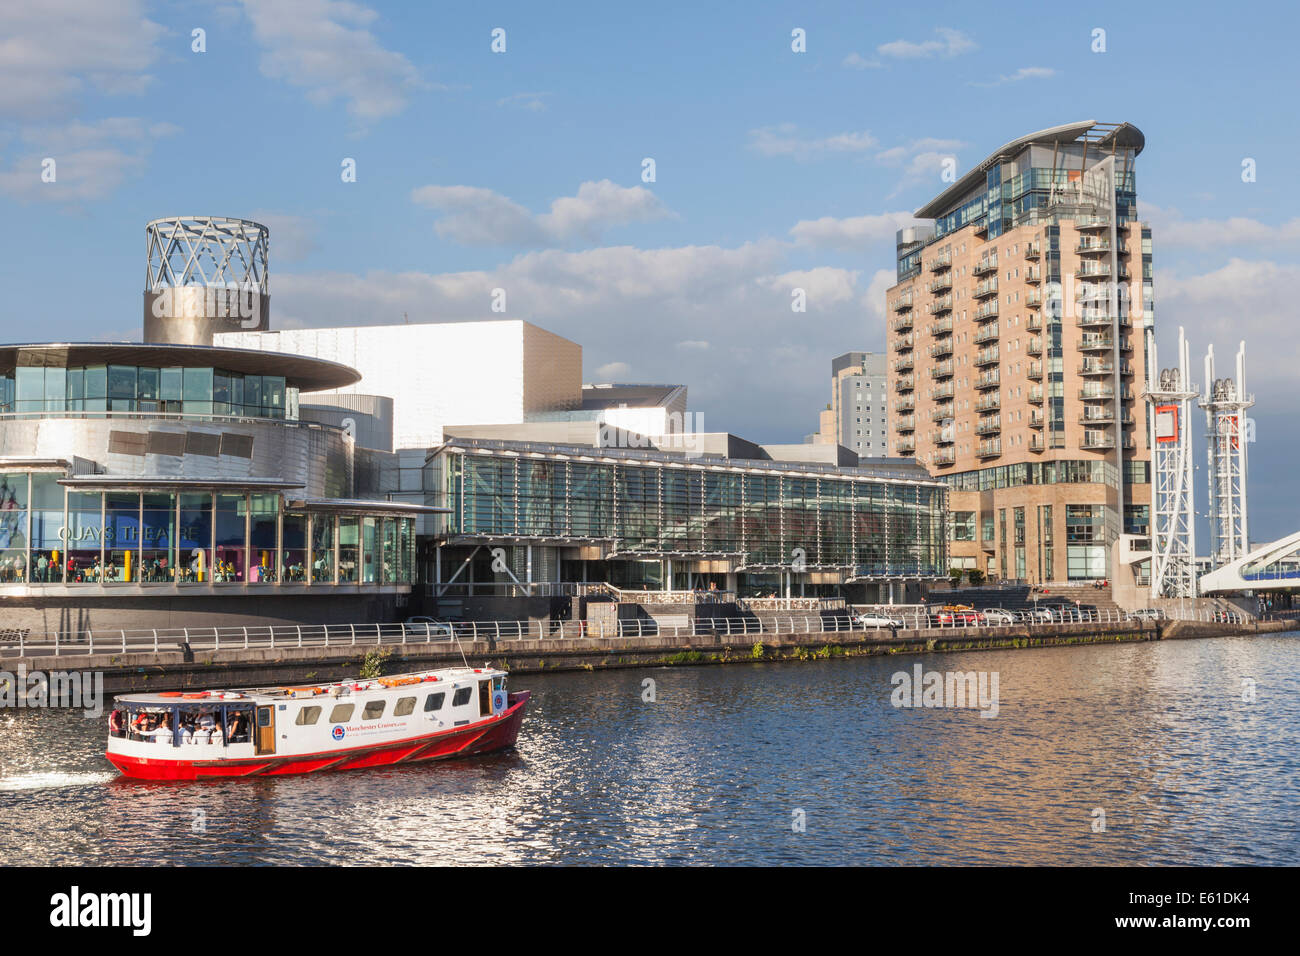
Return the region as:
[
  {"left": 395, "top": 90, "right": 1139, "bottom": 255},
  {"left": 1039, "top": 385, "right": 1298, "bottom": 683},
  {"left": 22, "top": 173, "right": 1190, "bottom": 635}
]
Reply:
[{"left": 1, "top": 634, "right": 1297, "bottom": 865}]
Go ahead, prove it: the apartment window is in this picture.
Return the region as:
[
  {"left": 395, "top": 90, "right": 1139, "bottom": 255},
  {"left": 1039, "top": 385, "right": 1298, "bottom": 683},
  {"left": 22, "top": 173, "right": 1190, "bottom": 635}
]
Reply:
[{"left": 951, "top": 511, "right": 976, "bottom": 541}]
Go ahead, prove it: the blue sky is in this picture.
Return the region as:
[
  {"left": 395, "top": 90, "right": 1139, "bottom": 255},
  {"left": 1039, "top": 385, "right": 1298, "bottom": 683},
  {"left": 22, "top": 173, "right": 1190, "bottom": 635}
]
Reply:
[{"left": 2, "top": 0, "right": 1299, "bottom": 538}]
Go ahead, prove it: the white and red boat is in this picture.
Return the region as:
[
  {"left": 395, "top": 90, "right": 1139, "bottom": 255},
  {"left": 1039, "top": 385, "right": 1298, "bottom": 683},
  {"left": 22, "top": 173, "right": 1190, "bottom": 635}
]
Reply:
[{"left": 105, "top": 666, "right": 529, "bottom": 780}]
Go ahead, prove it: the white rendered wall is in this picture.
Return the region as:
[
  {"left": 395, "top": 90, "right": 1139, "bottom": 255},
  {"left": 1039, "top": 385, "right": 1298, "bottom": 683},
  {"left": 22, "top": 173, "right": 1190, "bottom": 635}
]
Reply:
[{"left": 218, "top": 321, "right": 581, "bottom": 449}]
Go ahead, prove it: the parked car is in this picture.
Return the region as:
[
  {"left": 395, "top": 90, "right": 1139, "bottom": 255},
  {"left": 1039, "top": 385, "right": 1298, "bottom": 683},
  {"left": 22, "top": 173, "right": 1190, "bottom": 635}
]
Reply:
[
  {"left": 404, "top": 615, "right": 454, "bottom": 637},
  {"left": 931, "top": 605, "right": 984, "bottom": 626},
  {"left": 855, "top": 612, "right": 904, "bottom": 631},
  {"left": 1125, "top": 608, "right": 1166, "bottom": 622},
  {"left": 980, "top": 608, "right": 1017, "bottom": 625},
  {"left": 1019, "top": 607, "right": 1054, "bottom": 623}
]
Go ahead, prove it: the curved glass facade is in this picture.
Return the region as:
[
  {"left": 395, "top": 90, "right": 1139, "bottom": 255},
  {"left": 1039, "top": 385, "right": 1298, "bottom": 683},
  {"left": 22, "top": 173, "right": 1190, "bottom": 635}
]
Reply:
[
  {"left": 0, "top": 471, "right": 414, "bottom": 586},
  {"left": 0, "top": 364, "right": 299, "bottom": 419}
]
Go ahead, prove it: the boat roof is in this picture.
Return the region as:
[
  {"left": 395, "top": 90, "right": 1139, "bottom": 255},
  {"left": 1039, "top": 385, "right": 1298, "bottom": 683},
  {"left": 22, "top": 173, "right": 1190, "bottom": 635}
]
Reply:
[{"left": 112, "top": 666, "right": 506, "bottom": 706}]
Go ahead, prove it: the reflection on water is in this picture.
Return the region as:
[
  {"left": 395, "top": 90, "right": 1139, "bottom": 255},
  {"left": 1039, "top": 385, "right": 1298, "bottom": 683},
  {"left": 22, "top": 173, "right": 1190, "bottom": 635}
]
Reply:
[{"left": 1, "top": 634, "right": 1297, "bottom": 865}]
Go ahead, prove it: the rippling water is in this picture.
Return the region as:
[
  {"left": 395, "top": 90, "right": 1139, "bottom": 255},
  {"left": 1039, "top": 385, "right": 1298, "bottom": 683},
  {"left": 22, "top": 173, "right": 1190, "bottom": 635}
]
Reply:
[{"left": 1, "top": 634, "right": 1297, "bottom": 865}]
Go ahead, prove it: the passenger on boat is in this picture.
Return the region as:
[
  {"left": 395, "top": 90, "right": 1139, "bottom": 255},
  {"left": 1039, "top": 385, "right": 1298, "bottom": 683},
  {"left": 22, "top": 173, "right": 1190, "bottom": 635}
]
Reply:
[
  {"left": 109, "top": 709, "right": 124, "bottom": 738},
  {"left": 196, "top": 710, "right": 218, "bottom": 744},
  {"left": 130, "top": 711, "right": 153, "bottom": 740},
  {"left": 151, "top": 712, "right": 173, "bottom": 745},
  {"left": 227, "top": 710, "right": 251, "bottom": 744},
  {"left": 179, "top": 712, "right": 196, "bottom": 744}
]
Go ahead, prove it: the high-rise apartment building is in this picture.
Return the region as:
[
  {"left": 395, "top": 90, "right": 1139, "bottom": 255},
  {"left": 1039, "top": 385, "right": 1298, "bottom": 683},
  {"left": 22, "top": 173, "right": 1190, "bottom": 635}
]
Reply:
[
  {"left": 886, "top": 121, "right": 1153, "bottom": 583},
  {"left": 815, "top": 352, "right": 890, "bottom": 458}
]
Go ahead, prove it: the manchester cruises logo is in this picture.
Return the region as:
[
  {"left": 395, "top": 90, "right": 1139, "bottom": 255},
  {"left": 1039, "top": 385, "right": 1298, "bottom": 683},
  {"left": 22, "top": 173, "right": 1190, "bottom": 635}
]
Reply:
[{"left": 331, "top": 725, "right": 345, "bottom": 740}]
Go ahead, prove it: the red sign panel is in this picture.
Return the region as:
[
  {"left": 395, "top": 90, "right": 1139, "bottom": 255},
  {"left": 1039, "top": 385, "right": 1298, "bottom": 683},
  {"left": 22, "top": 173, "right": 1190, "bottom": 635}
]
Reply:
[{"left": 1155, "top": 404, "right": 1179, "bottom": 443}]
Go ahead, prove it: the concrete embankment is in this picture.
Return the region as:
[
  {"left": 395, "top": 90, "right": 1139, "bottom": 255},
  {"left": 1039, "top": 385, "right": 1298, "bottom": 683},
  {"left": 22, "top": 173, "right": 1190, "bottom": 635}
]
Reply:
[{"left": 6, "top": 618, "right": 1289, "bottom": 697}]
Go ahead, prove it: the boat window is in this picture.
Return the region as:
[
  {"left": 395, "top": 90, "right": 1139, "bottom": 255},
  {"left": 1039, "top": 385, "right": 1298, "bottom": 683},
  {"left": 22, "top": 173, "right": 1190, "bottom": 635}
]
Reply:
[
  {"left": 296, "top": 706, "right": 322, "bottom": 726},
  {"left": 423, "top": 692, "right": 445, "bottom": 712},
  {"left": 361, "top": 700, "right": 385, "bottom": 720},
  {"left": 328, "top": 703, "right": 355, "bottom": 723},
  {"left": 478, "top": 680, "right": 492, "bottom": 716},
  {"left": 452, "top": 687, "right": 472, "bottom": 707},
  {"left": 394, "top": 697, "right": 416, "bottom": 717}
]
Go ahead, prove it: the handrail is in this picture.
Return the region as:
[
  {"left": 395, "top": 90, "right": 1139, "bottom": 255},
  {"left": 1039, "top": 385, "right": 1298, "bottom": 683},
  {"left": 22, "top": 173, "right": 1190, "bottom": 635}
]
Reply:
[{"left": 0, "top": 604, "right": 1255, "bottom": 658}]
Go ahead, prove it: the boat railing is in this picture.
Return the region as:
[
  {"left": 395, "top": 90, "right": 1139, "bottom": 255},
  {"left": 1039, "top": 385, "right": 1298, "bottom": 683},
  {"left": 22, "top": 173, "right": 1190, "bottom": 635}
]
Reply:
[{"left": 0, "top": 605, "right": 1255, "bottom": 657}]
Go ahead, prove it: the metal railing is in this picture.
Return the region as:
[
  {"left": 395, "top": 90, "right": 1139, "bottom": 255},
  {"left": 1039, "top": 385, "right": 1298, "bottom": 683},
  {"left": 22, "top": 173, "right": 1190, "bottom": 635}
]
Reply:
[{"left": 0, "top": 605, "right": 1255, "bottom": 658}]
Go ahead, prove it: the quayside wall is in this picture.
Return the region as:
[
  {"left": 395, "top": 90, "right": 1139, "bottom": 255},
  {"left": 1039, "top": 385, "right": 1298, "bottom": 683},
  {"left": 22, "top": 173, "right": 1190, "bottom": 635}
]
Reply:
[{"left": 6, "top": 619, "right": 1289, "bottom": 697}]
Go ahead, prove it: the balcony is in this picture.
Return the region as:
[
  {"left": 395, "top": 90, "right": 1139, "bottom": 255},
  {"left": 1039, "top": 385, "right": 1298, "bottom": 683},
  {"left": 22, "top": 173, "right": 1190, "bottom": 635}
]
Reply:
[
  {"left": 927, "top": 252, "right": 952, "bottom": 272},
  {"left": 974, "top": 346, "right": 1000, "bottom": 367},
  {"left": 1079, "top": 360, "right": 1112, "bottom": 377},
  {"left": 896, "top": 439, "right": 916, "bottom": 456},
  {"left": 974, "top": 324, "right": 999, "bottom": 345},
  {"left": 975, "top": 415, "right": 1001, "bottom": 436},
  {"left": 930, "top": 360, "right": 954, "bottom": 379},
  {"left": 1029, "top": 409, "right": 1045, "bottom": 428},
  {"left": 1075, "top": 264, "right": 1112, "bottom": 279},
  {"left": 891, "top": 314, "right": 914, "bottom": 332},
  {"left": 1029, "top": 434, "right": 1045, "bottom": 452},
  {"left": 893, "top": 355, "right": 914, "bottom": 373},
  {"left": 890, "top": 291, "right": 914, "bottom": 313},
  {"left": 975, "top": 370, "right": 1000, "bottom": 390},
  {"left": 1028, "top": 386, "right": 1044, "bottom": 404},
  {"left": 1025, "top": 291, "right": 1043, "bottom": 309},
  {"left": 1027, "top": 336, "right": 1042, "bottom": 356},
  {"left": 930, "top": 382, "right": 954, "bottom": 401},
  {"left": 930, "top": 403, "right": 954, "bottom": 423},
  {"left": 1079, "top": 334, "right": 1116, "bottom": 352},
  {"left": 1027, "top": 361, "right": 1043, "bottom": 380},
  {"left": 1079, "top": 407, "right": 1115, "bottom": 424},
  {"left": 1024, "top": 266, "right": 1041, "bottom": 284},
  {"left": 973, "top": 278, "right": 999, "bottom": 299},
  {"left": 1027, "top": 313, "right": 1043, "bottom": 332},
  {"left": 974, "top": 301, "right": 999, "bottom": 321},
  {"left": 976, "top": 439, "right": 1002, "bottom": 459},
  {"left": 929, "top": 317, "right": 953, "bottom": 335},
  {"left": 892, "top": 332, "right": 913, "bottom": 352},
  {"left": 1077, "top": 310, "right": 1131, "bottom": 329},
  {"left": 927, "top": 294, "right": 953, "bottom": 315},
  {"left": 973, "top": 256, "right": 998, "bottom": 276},
  {"left": 895, "top": 395, "right": 915, "bottom": 412},
  {"left": 1081, "top": 432, "right": 1115, "bottom": 450},
  {"left": 929, "top": 340, "right": 953, "bottom": 359},
  {"left": 1076, "top": 239, "right": 1112, "bottom": 255},
  {"left": 1079, "top": 385, "right": 1120, "bottom": 401},
  {"left": 1075, "top": 216, "right": 1111, "bottom": 231},
  {"left": 927, "top": 275, "right": 953, "bottom": 294},
  {"left": 895, "top": 375, "right": 915, "bottom": 393},
  {"left": 930, "top": 427, "right": 955, "bottom": 446},
  {"left": 932, "top": 449, "right": 956, "bottom": 467},
  {"left": 1024, "top": 241, "right": 1041, "bottom": 260},
  {"left": 975, "top": 392, "right": 1000, "bottom": 412},
  {"left": 895, "top": 414, "right": 916, "bottom": 433}
]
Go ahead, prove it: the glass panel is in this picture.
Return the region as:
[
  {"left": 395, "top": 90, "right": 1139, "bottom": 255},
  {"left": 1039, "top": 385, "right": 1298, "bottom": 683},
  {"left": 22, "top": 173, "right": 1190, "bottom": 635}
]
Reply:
[
  {"left": 30, "top": 474, "right": 65, "bottom": 582},
  {"left": 103, "top": 492, "right": 140, "bottom": 583},
  {"left": 0, "top": 473, "right": 30, "bottom": 583},
  {"left": 65, "top": 367, "right": 84, "bottom": 412},
  {"left": 160, "top": 367, "right": 183, "bottom": 401},
  {"left": 107, "top": 366, "right": 136, "bottom": 412},
  {"left": 338, "top": 516, "right": 359, "bottom": 583},
  {"left": 43, "top": 367, "right": 66, "bottom": 413},
  {"left": 214, "top": 493, "right": 246, "bottom": 583},
  {"left": 137, "top": 367, "right": 159, "bottom": 401},
  {"left": 177, "top": 493, "right": 213, "bottom": 583},
  {"left": 182, "top": 367, "right": 213, "bottom": 416},
  {"left": 310, "top": 514, "right": 335, "bottom": 583},
  {"left": 15, "top": 367, "right": 44, "bottom": 413},
  {"left": 83, "top": 366, "right": 107, "bottom": 412},
  {"left": 361, "top": 516, "right": 378, "bottom": 584},
  {"left": 248, "top": 494, "right": 279, "bottom": 582},
  {"left": 381, "top": 518, "right": 398, "bottom": 583},
  {"left": 282, "top": 513, "right": 307, "bottom": 582},
  {"left": 213, "top": 371, "right": 231, "bottom": 416},
  {"left": 141, "top": 493, "right": 175, "bottom": 583},
  {"left": 66, "top": 491, "right": 102, "bottom": 583}
]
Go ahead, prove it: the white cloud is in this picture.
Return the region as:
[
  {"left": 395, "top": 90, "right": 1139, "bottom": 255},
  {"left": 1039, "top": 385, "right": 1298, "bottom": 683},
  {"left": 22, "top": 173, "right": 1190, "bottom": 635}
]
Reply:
[
  {"left": 877, "top": 28, "right": 976, "bottom": 60},
  {"left": 267, "top": 240, "right": 875, "bottom": 440},
  {"left": 747, "top": 124, "right": 878, "bottom": 160},
  {"left": 842, "top": 52, "right": 882, "bottom": 70},
  {"left": 790, "top": 211, "right": 921, "bottom": 250},
  {"left": 411, "top": 179, "right": 673, "bottom": 246},
  {"left": 1141, "top": 203, "right": 1300, "bottom": 248},
  {"left": 0, "top": 117, "right": 178, "bottom": 202},
  {"left": 971, "top": 66, "right": 1056, "bottom": 87},
  {"left": 677, "top": 340, "right": 710, "bottom": 350},
  {"left": 237, "top": 0, "right": 425, "bottom": 120},
  {"left": 594, "top": 361, "right": 631, "bottom": 380},
  {"left": 0, "top": 0, "right": 164, "bottom": 119},
  {"left": 497, "top": 91, "right": 550, "bottom": 112}
]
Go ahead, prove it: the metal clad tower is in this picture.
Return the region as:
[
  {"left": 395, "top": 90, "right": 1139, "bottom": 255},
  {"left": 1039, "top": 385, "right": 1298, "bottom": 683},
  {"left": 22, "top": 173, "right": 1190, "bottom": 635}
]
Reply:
[
  {"left": 1145, "top": 326, "right": 1198, "bottom": 598},
  {"left": 143, "top": 216, "right": 270, "bottom": 345},
  {"left": 1201, "top": 342, "right": 1252, "bottom": 568}
]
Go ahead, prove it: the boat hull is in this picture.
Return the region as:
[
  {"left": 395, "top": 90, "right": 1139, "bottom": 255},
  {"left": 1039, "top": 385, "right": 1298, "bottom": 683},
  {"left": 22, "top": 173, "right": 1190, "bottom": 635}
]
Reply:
[{"left": 106, "top": 691, "right": 530, "bottom": 781}]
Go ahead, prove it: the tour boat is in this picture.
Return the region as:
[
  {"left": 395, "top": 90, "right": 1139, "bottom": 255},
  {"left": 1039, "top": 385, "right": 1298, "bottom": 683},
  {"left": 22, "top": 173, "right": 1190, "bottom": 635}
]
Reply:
[{"left": 104, "top": 666, "right": 529, "bottom": 780}]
